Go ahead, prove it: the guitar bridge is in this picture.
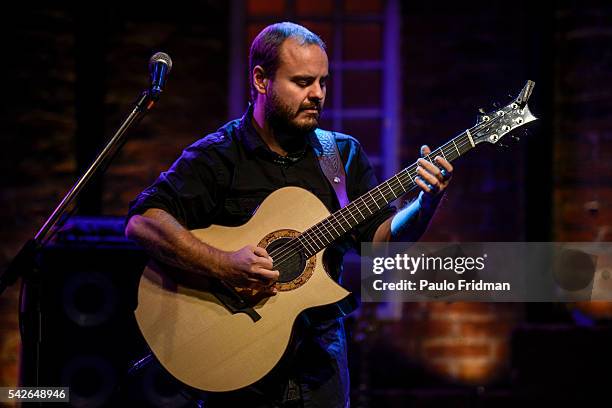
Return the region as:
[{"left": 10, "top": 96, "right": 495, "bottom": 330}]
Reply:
[{"left": 212, "top": 280, "right": 262, "bottom": 322}]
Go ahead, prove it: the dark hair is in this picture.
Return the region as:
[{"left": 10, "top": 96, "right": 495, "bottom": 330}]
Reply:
[{"left": 248, "top": 22, "right": 326, "bottom": 101}]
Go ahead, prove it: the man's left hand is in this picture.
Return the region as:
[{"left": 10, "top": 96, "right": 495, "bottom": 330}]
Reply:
[{"left": 415, "top": 145, "right": 453, "bottom": 201}]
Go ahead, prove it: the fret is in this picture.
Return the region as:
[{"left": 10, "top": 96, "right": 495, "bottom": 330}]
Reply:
[
  {"left": 354, "top": 199, "right": 366, "bottom": 218},
  {"left": 395, "top": 174, "right": 406, "bottom": 193},
  {"left": 299, "top": 234, "right": 316, "bottom": 254},
  {"left": 317, "top": 228, "right": 333, "bottom": 247},
  {"left": 405, "top": 169, "right": 414, "bottom": 184},
  {"left": 452, "top": 139, "right": 461, "bottom": 156},
  {"left": 380, "top": 186, "right": 391, "bottom": 203},
  {"left": 348, "top": 209, "right": 359, "bottom": 224},
  {"left": 309, "top": 228, "right": 326, "bottom": 249},
  {"left": 380, "top": 187, "right": 390, "bottom": 205},
  {"left": 385, "top": 181, "right": 395, "bottom": 200},
  {"left": 465, "top": 129, "right": 475, "bottom": 147},
  {"left": 440, "top": 147, "right": 448, "bottom": 161},
  {"left": 332, "top": 216, "right": 347, "bottom": 238},
  {"left": 337, "top": 210, "right": 351, "bottom": 231},
  {"left": 315, "top": 222, "right": 333, "bottom": 245},
  {"left": 354, "top": 202, "right": 365, "bottom": 219},
  {"left": 372, "top": 187, "right": 381, "bottom": 204},
  {"left": 327, "top": 218, "right": 340, "bottom": 235},
  {"left": 327, "top": 216, "right": 341, "bottom": 237},
  {"left": 368, "top": 191, "right": 380, "bottom": 210},
  {"left": 387, "top": 182, "right": 395, "bottom": 199},
  {"left": 367, "top": 198, "right": 375, "bottom": 214},
  {"left": 448, "top": 143, "right": 458, "bottom": 159},
  {"left": 409, "top": 168, "right": 418, "bottom": 184}
]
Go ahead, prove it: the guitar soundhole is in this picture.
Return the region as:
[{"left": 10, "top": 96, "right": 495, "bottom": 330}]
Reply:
[{"left": 266, "top": 237, "right": 305, "bottom": 283}]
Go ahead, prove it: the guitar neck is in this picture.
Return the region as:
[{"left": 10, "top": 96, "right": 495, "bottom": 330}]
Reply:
[{"left": 297, "top": 128, "right": 477, "bottom": 256}]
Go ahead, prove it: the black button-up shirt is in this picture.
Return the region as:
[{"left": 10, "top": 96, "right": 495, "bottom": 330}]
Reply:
[{"left": 127, "top": 106, "right": 395, "bottom": 406}]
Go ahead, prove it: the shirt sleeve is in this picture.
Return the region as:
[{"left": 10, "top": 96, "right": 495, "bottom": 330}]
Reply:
[
  {"left": 127, "top": 137, "right": 226, "bottom": 229},
  {"left": 340, "top": 136, "right": 397, "bottom": 248}
]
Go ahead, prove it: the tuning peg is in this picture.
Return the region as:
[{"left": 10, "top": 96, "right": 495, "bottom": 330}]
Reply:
[
  {"left": 478, "top": 108, "right": 486, "bottom": 114},
  {"left": 492, "top": 102, "right": 500, "bottom": 108}
]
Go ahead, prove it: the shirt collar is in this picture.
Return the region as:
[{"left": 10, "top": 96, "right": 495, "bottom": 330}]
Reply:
[
  {"left": 238, "top": 104, "right": 268, "bottom": 155},
  {"left": 238, "top": 103, "right": 316, "bottom": 162}
]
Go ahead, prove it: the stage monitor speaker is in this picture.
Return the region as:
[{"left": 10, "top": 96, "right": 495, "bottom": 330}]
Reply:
[{"left": 19, "top": 216, "right": 200, "bottom": 407}]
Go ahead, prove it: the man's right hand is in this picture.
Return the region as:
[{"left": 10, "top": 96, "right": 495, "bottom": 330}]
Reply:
[
  {"left": 217, "top": 245, "right": 280, "bottom": 295},
  {"left": 126, "top": 210, "right": 280, "bottom": 295}
]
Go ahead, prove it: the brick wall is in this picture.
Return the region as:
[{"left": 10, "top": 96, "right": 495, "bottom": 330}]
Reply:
[
  {"left": 395, "top": 303, "right": 518, "bottom": 384},
  {"left": 392, "top": 2, "right": 530, "bottom": 387},
  {"left": 553, "top": 5, "right": 612, "bottom": 242},
  {"left": 2, "top": 7, "right": 78, "bottom": 392},
  {"left": 3, "top": 0, "right": 611, "bottom": 400},
  {"left": 1, "top": 2, "right": 229, "bottom": 391},
  {"left": 553, "top": 4, "right": 612, "bottom": 319},
  {"left": 389, "top": 1, "right": 612, "bottom": 390}
]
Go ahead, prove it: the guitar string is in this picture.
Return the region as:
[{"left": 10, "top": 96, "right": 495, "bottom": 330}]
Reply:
[
  {"left": 293, "top": 109, "right": 517, "bottom": 253},
  {"left": 268, "top": 136, "right": 475, "bottom": 268},
  {"left": 268, "top": 135, "right": 475, "bottom": 269},
  {"left": 267, "top": 121, "right": 487, "bottom": 266},
  {"left": 268, "top": 132, "right": 478, "bottom": 269},
  {"left": 270, "top": 108, "right": 521, "bottom": 269},
  {"left": 268, "top": 111, "right": 512, "bottom": 269}
]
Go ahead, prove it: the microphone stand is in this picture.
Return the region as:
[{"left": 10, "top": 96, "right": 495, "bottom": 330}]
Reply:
[{"left": 1, "top": 88, "right": 160, "bottom": 388}]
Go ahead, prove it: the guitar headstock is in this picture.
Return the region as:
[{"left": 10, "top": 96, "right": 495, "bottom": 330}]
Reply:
[{"left": 471, "top": 80, "right": 538, "bottom": 146}]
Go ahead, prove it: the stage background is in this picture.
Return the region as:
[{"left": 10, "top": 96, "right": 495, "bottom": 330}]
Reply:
[{"left": 2, "top": 0, "right": 611, "bottom": 406}]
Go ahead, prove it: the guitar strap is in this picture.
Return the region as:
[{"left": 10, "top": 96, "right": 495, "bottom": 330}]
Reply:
[{"left": 310, "top": 129, "right": 350, "bottom": 208}]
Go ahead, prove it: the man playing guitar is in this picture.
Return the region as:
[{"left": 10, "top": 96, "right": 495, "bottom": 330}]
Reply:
[{"left": 126, "top": 21, "right": 452, "bottom": 408}]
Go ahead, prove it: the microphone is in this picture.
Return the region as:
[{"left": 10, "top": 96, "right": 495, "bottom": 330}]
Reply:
[{"left": 149, "top": 52, "right": 173, "bottom": 97}]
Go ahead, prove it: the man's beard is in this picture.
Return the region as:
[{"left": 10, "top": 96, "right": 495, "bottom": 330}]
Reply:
[{"left": 264, "top": 89, "right": 321, "bottom": 152}]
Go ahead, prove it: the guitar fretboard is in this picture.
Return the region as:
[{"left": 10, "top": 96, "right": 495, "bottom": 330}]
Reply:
[{"left": 296, "top": 129, "right": 477, "bottom": 257}]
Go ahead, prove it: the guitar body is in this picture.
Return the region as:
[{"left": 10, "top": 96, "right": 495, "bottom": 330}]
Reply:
[
  {"left": 134, "top": 80, "right": 538, "bottom": 393},
  {"left": 135, "top": 186, "right": 352, "bottom": 392}
]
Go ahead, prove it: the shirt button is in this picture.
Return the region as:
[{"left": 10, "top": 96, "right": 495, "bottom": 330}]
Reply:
[{"left": 333, "top": 176, "right": 341, "bottom": 183}]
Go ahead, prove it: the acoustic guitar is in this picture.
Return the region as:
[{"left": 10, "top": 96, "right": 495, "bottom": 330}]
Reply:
[{"left": 135, "top": 81, "right": 537, "bottom": 392}]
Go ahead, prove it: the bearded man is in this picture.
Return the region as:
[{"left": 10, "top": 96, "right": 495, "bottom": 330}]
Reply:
[{"left": 126, "top": 21, "right": 452, "bottom": 408}]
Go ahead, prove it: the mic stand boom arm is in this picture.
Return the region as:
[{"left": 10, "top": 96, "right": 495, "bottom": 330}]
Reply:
[
  {"left": 0, "top": 90, "right": 157, "bottom": 295},
  {"left": 0, "top": 89, "right": 159, "bottom": 390}
]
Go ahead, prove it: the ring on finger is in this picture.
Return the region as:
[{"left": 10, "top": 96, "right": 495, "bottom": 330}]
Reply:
[{"left": 440, "top": 169, "right": 451, "bottom": 181}]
